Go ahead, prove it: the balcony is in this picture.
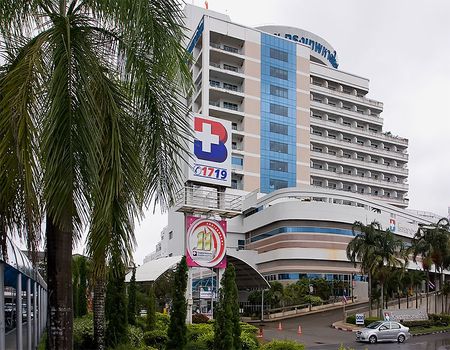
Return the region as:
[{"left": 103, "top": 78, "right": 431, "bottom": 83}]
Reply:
[
  {"left": 311, "top": 83, "right": 383, "bottom": 110},
  {"left": 310, "top": 168, "right": 409, "bottom": 191},
  {"left": 210, "top": 42, "right": 243, "bottom": 56},
  {"left": 310, "top": 117, "right": 408, "bottom": 148},
  {"left": 310, "top": 146, "right": 408, "bottom": 176},
  {"left": 210, "top": 61, "right": 244, "bottom": 76},
  {"left": 310, "top": 133, "right": 409, "bottom": 166},
  {"left": 311, "top": 99, "right": 384, "bottom": 126}
]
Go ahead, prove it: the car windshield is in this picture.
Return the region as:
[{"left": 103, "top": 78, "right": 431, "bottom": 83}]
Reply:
[{"left": 366, "top": 321, "right": 383, "bottom": 329}]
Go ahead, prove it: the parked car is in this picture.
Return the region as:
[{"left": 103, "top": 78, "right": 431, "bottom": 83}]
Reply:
[{"left": 356, "top": 321, "right": 410, "bottom": 344}]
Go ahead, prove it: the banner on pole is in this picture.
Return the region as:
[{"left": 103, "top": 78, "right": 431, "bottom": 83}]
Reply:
[{"left": 186, "top": 216, "right": 227, "bottom": 268}]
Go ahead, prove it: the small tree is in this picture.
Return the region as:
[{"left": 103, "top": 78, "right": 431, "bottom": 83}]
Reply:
[
  {"left": 105, "top": 263, "right": 128, "bottom": 347},
  {"left": 214, "top": 264, "right": 241, "bottom": 350},
  {"left": 147, "top": 284, "right": 156, "bottom": 330},
  {"left": 128, "top": 266, "right": 137, "bottom": 325},
  {"left": 167, "top": 256, "right": 188, "bottom": 350}
]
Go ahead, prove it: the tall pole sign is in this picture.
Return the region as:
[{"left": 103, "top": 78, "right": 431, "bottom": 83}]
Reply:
[{"left": 188, "top": 115, "right": 232, "bottom": 187}]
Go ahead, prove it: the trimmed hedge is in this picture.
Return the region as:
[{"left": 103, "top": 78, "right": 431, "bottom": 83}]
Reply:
[
  {"left": 143, "top": 329, "right": 168, "bottom": 349},
  {"left": 260, "top": 340, "right": 305, "bottom": 350}
]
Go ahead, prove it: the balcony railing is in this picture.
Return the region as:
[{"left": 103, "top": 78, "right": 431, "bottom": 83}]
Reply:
[
  {"left": 210, "top": 42, "right": 242, "bottom": 55},
  {"left": 209, "top": 80, "right": 242, "bottom": 93},
  {"left": 310, "top": 148, "right": 408, "bottom": 176},
  {"left": 311, "top": 83, "right": 384, "bottom": 108},
  {"left": 210, "top": 61, "right": 243, "bottom": 74},
  {"left": 310, "top": 117, "right": 409, "bottom": 148}
]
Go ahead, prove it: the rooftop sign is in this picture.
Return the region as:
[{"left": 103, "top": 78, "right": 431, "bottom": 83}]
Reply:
[{"left": 257, "top": 26, "right": 339, "bottom": 69}]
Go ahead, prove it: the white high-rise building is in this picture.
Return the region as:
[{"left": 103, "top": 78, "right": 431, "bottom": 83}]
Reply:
[{"left": 144, "top": 5, "right": 445, "bottom": 297}]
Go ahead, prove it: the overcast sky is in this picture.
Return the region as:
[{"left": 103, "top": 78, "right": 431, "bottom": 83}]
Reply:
[{"left": 129, "top": 0, "right": 450, "bottom": 264}]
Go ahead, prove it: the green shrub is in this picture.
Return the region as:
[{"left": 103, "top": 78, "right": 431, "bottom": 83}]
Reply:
[
  {"left": 128, "top": 325, "right": 145, "bottom": 347},
  {"left": 197, "top": 331, "right": 214, "bottom": 348},
  {"left": 240, "top": 331, "right": 259, "bottom": 350},
  {"left": 73, "top": 315, "right": 95, "bottom": 350},
  {"left": 192, "top": 313, "right": 210, "bottom": 323},
  {"left": 136, "top": 316, "right": 148, "bottom": 331},
  {"left": 402, "top": 320, "right": 433, "bottom": 328},
  {"left": 429, "top": 314, "right": 450, "bottom": 325},
  {"left": 302, "top": 295, "right": 323, "bottom": 306},
  {"left": 364, "top": 317, "right": 381, "bottom": 327},
  {"left": 260, "top": 340, "right": 305, "bottom": 350},
  {"left": 240, "top": 322, "right": 259, "bottom": 334},
  {"left": 143, "top": 329, "right": 168, "bottom": 349},
  {"left": 187, "top": 323, "right": 214, "bottom": 341},
  {"left": 346, "top": 315, "right": 356, "bottom": 324},
  {"left": 156, "top": 312, "right": 169, "bottom": 326}
]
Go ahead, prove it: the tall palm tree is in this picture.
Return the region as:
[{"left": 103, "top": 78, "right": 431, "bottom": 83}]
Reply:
[
  {"left": 347, "top": 221, "right": 382, "bottom": 317},
  {"left": 0, "top": 1, "right": 191, "bottom": 348},
  {"left": 412, "top": 218, "right": 450, "bottom": 314},
  {"left": 409, "top": 269, "right": 425, "bottom": 309},
  {"left": 372, "top": 229, "right": 406, "bottom": 318}
]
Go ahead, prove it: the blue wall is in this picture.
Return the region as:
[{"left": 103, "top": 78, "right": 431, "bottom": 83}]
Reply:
[{"left": 260, "top": 33, "right": 297, "bottom": 193}]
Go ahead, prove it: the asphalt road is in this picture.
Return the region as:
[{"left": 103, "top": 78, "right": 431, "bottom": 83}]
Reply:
[{"left": 259, "top": 306, "right": 450, "bottom": 349}]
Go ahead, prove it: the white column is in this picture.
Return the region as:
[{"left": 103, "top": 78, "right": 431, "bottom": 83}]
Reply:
[
  {"left": 33, "top": 282, "right": 38, "bottom": 348},
  {"left": 201, "top": 16, "right": 210, "bottom": 118},
  {"left": 16, "top": 274, "right": 23, "bottom": 350},
  {"left": 0, "top": 263, "right": 5, "bottom": 350},
  {"left": 27, "top": 278, "right": 32, "bottom": 350},
  {"left": 39, "top": 287, "right": 42, "bottom": 335}
]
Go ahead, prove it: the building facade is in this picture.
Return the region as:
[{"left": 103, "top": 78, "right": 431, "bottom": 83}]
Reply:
[{"left": 145, "top": 5, "right": 440, "bottom": 298}]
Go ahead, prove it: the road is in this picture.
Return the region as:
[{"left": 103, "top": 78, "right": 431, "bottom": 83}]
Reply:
[{"left": 259, "top": 306, "right": 450, "bottom": 349}]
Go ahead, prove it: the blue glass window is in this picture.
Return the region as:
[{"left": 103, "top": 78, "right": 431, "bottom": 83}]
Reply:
[
  {"left": 269, "top": 103, "right": 289, "bottom": 117},
  {"left": 269, "top": 178, "right": 288, "bottom": 190},
  {"left": 270, "top": 160, "right": 288, "bottom": 172},
  {"left": 270, "top": 85, "right": 288, "bottom": 99},
  {"left": 270, "top": 141, "right": 288, "bottom": 154},
  {"left": 270, "top": 66, "right": 288, "bottom": 80},
  {"left": 269, "top": 122, "right": 289, "bottom": 135},
  {"left": 270, "top": 47, "right": 288, "bottom": 62},
  {"left": 232, "top": 156, "right": 243, "bottom": 166}
]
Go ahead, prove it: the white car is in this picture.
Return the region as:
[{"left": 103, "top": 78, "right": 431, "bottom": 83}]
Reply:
[{"left": 356, "top": 321, "right": 410, "bottom": 344}]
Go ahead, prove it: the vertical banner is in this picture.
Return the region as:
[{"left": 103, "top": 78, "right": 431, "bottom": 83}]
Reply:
[
  {"left": 186, "top": 216, "right": 227, "bottom": 268},
  {"left": 188, "top": 115, "right": 232, "bottom": 187}
]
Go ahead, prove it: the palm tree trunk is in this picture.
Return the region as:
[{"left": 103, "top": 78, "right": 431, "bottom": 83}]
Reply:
[
  {"left": 426, "top": 270, "right": 430, "bottom": 314},
  {"left": 380, "top": 283, "right": 384, "bottom": 319},
  {"left": 441, "top": 270, "right": 445, "bottom": 315},
  {"left": 368, "top": 272, "right": 372, "bottom": 317},
  {"left": 0, "top": 216, "right": 7, "bottom": 261},
  {"left": 47, "top": 214, "right": 73, "bottom": 349},
  {"left": 94, "top": 275, "right": 106, "bottom": 350},
  {"left": 435, "top": 267, "right": 438, "bottom": 314}
]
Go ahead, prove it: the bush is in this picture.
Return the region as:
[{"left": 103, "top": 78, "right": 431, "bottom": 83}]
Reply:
[
  {"left": 192, "top": 313, "right": 210, "bottom": 323},
  {"left": 73, "top": 315, "right": 95, "bottom": 350},
  {"left": 143, "top": 329, "right": 168, "bottom": 349},
  {"left": 187, "top": 323, "right": 214, "bottom": 341},
  {"left": 429, "top": 314, "right": 450, "bottom": 325},
  {"left": 302, "top": 295, "right": 323, "bottom": 306},
  {"left": 128, "top": 325, "right": 145, "bottom": 347},
  {"left": 402, "top": 320, "right": 433, "bottom": 328},
  {"left": 240, "top": 331, "right": 259, "bottom": 350},
  {"left": 240, "top": 322, "right": 259, "bottom": 335},
  {"left": 363, "top": 317, "right": 381, "bottom": 327},
  {"left": 346, "top": 315, "right": 356, "bottom": 324},
  {"left": 260, "top": 340, "right": 305, "bottom": 350},
  {"left": 156, "top": 312, "right": 170, "bottom": 326}
]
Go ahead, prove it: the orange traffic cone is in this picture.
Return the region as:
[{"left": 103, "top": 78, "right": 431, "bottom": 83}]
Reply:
[
  {"left": 278, "top": 322, "right": 282, "bottom": 331},
  {"left": 297, "top": 325, "right": 302, "bottom": 335},
  {"left": 257, "top": 327, "right": 264, "bottom": 338}
]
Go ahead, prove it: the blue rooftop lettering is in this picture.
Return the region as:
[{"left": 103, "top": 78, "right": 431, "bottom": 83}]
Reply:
[{"left": 274, "top": 32, "right": 339, "bottom": 69}]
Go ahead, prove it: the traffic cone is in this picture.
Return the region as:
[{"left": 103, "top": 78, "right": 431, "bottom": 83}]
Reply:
[
  {"left": 278, "top": 322, "right": 282, "bottom": 331},
  {"left": 297, "top": 325, "right": 302, "bottom": 335},
  {"left": 257, "top": 327, "right": 264, "bottom": 338}
]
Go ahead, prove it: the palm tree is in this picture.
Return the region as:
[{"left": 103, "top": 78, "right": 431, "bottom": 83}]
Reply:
[
  {"left": 412, "top": 218, "right": 450, "bottom": 314},
  {"left": 372, "top": 229, "right": 406, "bottom": 318},
  {"left": 0, "top": 1, "right": 191, "bottom": 348},
  {"left": 410, "top": 270, "right": 425, "bottom": 309},
  {"left": 347, "top": 221, "right": 382, "bottom": 317}
]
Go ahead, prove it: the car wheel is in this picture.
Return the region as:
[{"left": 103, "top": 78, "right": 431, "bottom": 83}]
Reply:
[
  {"left": 369, "top": 335, "right": 377, "bottom": 344},
  {"left": 398, "top": 334, "right": 405, "bottom": 343}
]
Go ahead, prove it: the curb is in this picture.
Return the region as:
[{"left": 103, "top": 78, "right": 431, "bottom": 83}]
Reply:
[{"left": 331, "top": 322, "right": 361, "bottom": 333}]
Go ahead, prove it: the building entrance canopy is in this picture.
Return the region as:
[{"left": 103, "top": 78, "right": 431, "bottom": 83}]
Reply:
[{"left": 126, "top": 253, "right": 269, "bottom": 290}]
